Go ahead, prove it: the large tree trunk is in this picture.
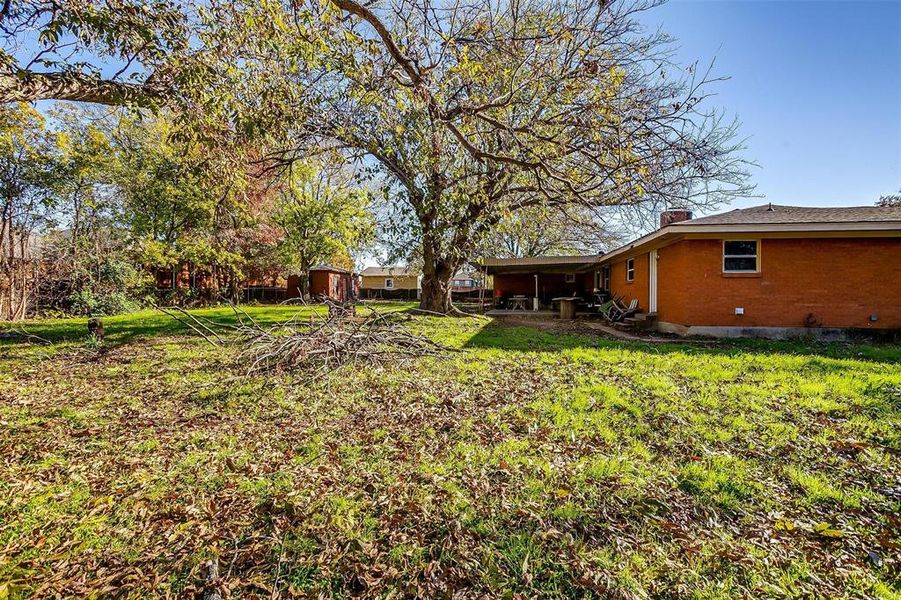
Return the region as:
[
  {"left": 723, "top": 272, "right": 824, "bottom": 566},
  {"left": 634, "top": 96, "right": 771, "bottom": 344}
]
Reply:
[
  {"left": 419, "top": 268, "right": 453, "bottom": 313},
  {"left": 419, "top": 234, "right": 457, "bottom": 313}
]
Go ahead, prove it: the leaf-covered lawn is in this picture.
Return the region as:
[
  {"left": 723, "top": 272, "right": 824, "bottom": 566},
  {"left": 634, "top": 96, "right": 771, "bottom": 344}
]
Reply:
[{"left": 1, "top": 305, "right": 899, "bottom": 598}]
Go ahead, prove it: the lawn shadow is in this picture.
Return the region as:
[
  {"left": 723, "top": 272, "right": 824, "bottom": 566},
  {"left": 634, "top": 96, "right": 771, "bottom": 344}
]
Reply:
[{"left": 462, "top": 318, "right": 901, "bottom": 364}]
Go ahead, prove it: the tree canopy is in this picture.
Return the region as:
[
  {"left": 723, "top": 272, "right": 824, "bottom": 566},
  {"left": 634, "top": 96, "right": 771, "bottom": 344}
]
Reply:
[
  {"left": 234, "top": 0, "right": 752, "bottom": 310},
  {"left": 273, "top": 161, "right": 375, "bottom": 295},
  {"left": 2, "top": 0, "right": 754, "bottom": 313}
]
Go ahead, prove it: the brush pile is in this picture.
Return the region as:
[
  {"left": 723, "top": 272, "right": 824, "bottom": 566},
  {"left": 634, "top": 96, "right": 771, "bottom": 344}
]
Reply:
[{"left": 158, "top": 300, "right": 451, "bottom": 378}]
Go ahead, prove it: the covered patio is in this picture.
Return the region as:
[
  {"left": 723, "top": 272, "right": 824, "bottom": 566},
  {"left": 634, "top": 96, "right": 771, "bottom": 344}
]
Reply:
[{"left": 473, "top": 255, "right": 603, "bottom": 313}]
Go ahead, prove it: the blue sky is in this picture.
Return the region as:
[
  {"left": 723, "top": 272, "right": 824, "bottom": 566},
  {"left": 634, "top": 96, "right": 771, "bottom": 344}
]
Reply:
[{"left": 639, "top": 0, "right": 901, "bottom": 211}]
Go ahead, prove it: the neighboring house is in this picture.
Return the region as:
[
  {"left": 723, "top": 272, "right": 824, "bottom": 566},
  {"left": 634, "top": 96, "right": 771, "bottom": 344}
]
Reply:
[
  {"left": 360, "top": 266, "right": 421, "bottom": 299},
  {"left": 286, "top": 266, "right": 358, "bottom": 303},
  {"left": 599, "top": 205, "right": 901, "bottom": 338},
  {"left": 450, "top": 270, "right": 487, "bottom": 300}
]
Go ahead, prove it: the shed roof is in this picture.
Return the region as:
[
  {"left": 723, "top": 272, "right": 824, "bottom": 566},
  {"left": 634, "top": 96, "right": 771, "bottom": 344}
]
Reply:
[{"left": 309, "top": 265, "right": 352, "bottom": 274}]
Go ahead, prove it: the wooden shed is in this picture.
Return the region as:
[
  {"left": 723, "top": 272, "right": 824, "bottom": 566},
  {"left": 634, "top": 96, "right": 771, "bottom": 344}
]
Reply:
[{"left": 287, "top": 266, "right": 359, "bottom": 303}]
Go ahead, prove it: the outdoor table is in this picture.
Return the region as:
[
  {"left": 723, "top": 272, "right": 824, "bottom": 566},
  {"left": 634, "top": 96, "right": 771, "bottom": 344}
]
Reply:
[
  {"left": 510, "top": 296, "right": 529, "bottom": 311},
  {"left": 552, "top": 297, "right": 579, "bottom": 319}
]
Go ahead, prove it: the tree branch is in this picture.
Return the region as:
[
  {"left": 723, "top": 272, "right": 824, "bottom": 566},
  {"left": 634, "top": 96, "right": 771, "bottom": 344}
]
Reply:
[
  {"left": 0, "top": 70, "right": 170, "bottom": 106},
  {"left": 330, "top": 0, "right": 422, "bottom": 87}
]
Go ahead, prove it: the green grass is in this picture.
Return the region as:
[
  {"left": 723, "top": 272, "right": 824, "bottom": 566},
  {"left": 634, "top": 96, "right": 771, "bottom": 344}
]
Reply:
[{"left": 0, "top": 305, "right": 899, "bottom": 598}]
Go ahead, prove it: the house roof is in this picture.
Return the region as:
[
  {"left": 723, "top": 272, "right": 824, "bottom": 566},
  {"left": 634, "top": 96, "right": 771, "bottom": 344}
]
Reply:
[
  {"left": 600, "top": 204, "right": 901, "bottom": 264},
  {"left": 674, "top": 204, "right": 901, "bottom": 226},
  {"left": 472, "top": 205, "right": 901, "bottom": 274},
  {"left": 361, "top": 266, "right": 417, "bottom": 277}
]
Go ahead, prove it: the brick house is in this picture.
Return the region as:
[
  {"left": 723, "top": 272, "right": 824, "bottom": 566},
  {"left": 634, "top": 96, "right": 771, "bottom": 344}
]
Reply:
[
  {"left": 476, "top": 204, "right": 901, "bottom": 338},
  {"left": 599, "top": 205, "right": 901, "bottom": 338}
]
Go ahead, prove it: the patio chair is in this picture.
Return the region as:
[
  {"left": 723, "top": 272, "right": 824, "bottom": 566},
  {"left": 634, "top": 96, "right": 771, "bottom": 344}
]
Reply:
[
  {"left": 598, "top": 295, "right": 626, "bottom": 320},
  {"left": 596, "top": 298, "right": 618, "bottom": 320},
  {"left": 610, "top": 298, "right": 639, "bottom": 322}
]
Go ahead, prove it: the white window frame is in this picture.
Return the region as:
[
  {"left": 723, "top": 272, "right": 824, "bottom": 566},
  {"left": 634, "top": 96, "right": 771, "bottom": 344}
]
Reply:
[
  {"left": 564, "top": 273, "right": 576, "bottom": 283},
  {"left": 626, "top": 258, "right": 635, "bottom": 282},
  {"left": 722, "top": 240, "right": 759, "bottom": 273},
  {"left": 384, "top": 278, "right": 394, "bottom": 289}
]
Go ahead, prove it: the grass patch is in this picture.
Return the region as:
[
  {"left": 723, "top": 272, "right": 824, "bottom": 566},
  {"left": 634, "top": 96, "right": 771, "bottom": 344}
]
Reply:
[{"left": 0, "top": 305, "right": 898, "bottom": 597}]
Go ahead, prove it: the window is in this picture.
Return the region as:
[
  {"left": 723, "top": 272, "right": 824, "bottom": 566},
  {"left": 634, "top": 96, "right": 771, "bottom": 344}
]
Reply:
[
  {"left": 564, "top": 273, "right": 576, "bottom": 283},
  {"left": 626, "top": 258, "right": 635, "bottom": 282},
  {"left": 723, "top": 240, "right": 759, "bottom": 273},
  {"left": 385, "top": 278, "right": 394, "bottom": 289},
  {"left": 602, "top": 266, "right": 610, "bottom": 290}
]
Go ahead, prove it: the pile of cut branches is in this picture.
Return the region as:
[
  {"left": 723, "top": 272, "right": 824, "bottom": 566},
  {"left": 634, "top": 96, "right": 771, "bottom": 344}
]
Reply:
[{"left": 158, "top": 301, "right": 452, "bottom": 378}]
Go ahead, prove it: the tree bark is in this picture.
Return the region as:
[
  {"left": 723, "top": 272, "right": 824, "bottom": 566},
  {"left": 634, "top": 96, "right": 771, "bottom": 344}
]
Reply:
[
  {"left": 0, "top": 71, "right": 169, "bottom": 107},
  {"left": 419, "top": 266, "right": 453, "bottom": 313},
  {"left": 419, "top": 235, "right": 457, "bottom": 314}
]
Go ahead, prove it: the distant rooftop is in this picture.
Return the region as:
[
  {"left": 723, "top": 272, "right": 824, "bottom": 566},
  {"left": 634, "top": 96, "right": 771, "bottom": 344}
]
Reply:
[
  {"left": 361, "top": 266, "right": 417, "bottom": 277},
  {"left": 674, "top": 204, "right": 901, "bottom": 226}
]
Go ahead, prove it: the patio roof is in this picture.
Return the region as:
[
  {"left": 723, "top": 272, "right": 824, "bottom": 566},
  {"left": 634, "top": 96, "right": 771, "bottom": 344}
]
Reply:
[{"left": 472, "top": 255, "right": 602, "bottom": 274}]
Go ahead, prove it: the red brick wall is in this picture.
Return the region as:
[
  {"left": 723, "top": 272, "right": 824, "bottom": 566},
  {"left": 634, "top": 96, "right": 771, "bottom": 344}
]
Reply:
[
  {"left": 608, "top": 253, "right": 650, "bottom": 311},
  {"left": 656, "top": 237, "right": 901, "bottom": 329}
]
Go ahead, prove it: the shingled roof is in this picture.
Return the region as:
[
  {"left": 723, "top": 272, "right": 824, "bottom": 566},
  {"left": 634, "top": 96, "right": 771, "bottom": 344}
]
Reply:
[
  {"left": 673, "top": 204, "right": 901, "bottom": 226},
  {"left": 598, "top": 203, "right": 901, "bottom": 264},
  {"left": 361, "top": 266, "right": 417, "bottom": 277}
]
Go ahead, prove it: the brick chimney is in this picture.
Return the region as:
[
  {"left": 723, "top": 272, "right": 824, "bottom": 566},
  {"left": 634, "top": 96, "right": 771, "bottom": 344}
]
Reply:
[{"left": 660, "top": 209, "right": 693, "bottom": 228}]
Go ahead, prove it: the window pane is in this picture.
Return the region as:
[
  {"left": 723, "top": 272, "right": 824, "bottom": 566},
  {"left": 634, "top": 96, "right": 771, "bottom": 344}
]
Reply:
[
  {"left": 724, "top": 241, "right": 756, "bottom": 256},
  {"left": 724, "top": 257, "right": 757, "bottom": 271}
]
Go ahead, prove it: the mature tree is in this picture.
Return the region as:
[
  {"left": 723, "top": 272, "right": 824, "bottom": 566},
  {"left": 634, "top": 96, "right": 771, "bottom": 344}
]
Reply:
[
  {"left": 112, "top": 112, "right": 248, "bottom": 300},
  {"left": 229, "top": 0, "right": 753, "bottom": 312},
  {"left": 4, "top": 0, "right": 754, "bottom": 314},
  {"left": 36, "top": 106, "right": 141, "bottom": 313},
  {"left": 273, "top": 161, "right": 375, "bottom": 297},
  {"left": 0, "top": 102, "right": 58, "bottom": 319},
  {"left": 50, "top": 106, "right": 119, "bottom": 255}
]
